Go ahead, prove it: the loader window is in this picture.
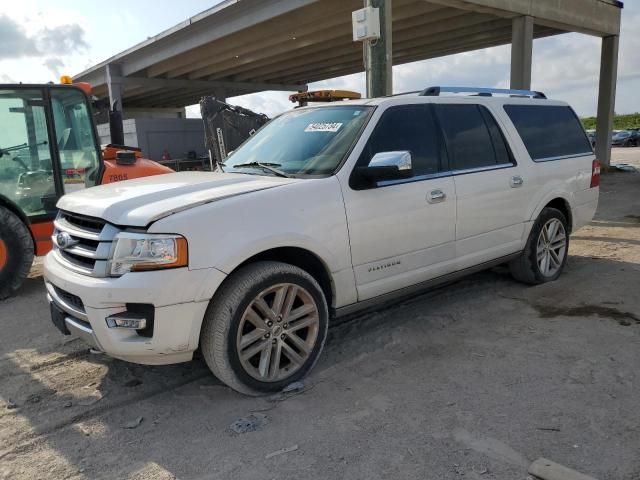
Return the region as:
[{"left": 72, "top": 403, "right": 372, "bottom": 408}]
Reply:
[
  {"left": 50, "top": 88, "right": 100, "bottom": 192},
  {"left": 0, "top": 89, "right": 57, "bottom": 218}
]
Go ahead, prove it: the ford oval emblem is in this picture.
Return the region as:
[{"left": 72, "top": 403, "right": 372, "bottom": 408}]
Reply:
[{"left": 56, "top": 232, "right": 77, "bottom": 250}]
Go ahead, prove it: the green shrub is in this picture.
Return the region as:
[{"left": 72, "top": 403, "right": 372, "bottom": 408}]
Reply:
[{"left": 581, "top": 113, "right": 640, "bottom": 130}]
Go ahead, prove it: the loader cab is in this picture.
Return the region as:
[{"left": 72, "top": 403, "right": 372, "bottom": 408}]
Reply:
[{"left": 0, "top": 84, "right": 101, "bottom": 223}]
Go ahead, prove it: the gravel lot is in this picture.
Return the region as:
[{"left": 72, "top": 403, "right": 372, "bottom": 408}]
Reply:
[{"left": 1, "top": 149, "right": 639, "bottom": 480}]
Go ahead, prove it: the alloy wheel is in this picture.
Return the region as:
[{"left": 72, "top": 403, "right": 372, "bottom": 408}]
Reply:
[
  {"left": 536, "top": 218, "right": 567, "bottom": 277},
  {"left": 236, "top": 283, "right": 320, "bottom": 382}
]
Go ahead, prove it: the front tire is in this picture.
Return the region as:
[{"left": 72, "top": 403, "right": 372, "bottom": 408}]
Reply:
[
  {"left": 200, "top": 261, "right": 328, "bottom": 396},
  {"left": 0, "top": 207, "right": 34, "bottom": 300},
  {"left": 509, "top": 207, "right": 569, "bottom": 285}
]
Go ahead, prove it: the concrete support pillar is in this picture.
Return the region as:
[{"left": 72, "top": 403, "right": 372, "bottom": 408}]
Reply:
[
  {"left": 366, "top": 0, "right": 392, "bottom": 98},
  {"left": 105, "top": 63, "right": 125, "bottom": 145},
  {"left": 595, "top": 35, "right": 619, "bottom": 169},
  {"left": 510, "top": 15, "right": 533, "bottom": 90}
]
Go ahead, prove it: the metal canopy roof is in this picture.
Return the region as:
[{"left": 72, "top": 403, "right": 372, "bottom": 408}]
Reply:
[{"left": 74, "top": 0, "right": 622, "bottom": 109}]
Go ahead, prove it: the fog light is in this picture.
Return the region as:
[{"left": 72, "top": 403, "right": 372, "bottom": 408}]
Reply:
[{"left": 106, "top": 313, "right": 147, "bottom": 330}]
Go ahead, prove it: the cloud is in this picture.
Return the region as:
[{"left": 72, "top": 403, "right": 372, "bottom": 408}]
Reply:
[
  {"left": 37, "top": 23, "right": 88, "bottom": 54},
  {"left": 0, "top": 15, "right": 38, "bottom": 59},
  {"left": 0, "top": 14, "right": 87, "bottom": 60},
  {"left": 43, "top": 57, "right": 65, "bottom": 77}
]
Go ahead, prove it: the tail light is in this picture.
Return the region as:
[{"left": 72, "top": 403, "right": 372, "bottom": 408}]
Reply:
[{"left": 590, "top": 159, "right": 601, "bottom": 188}]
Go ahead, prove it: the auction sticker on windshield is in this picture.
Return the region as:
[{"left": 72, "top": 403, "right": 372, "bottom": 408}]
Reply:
[{"left": 304, "top": 122, "right": 343, "bottom": 133}]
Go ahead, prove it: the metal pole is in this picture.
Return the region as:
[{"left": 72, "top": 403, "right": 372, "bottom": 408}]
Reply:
[
  {"left": 106, "top": 63, "right": 125, "bottom": 145},
  {"left": 366, "top": 0, "right": 392, "bottom": 98}
]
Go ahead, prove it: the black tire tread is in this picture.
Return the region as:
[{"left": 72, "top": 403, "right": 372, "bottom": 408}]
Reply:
[
  {"left": 200, "top": 261, "right": 328, "bottom": 396},
  {"left": 509, "top": 207, "right": 568, "bottom": 285},
  {"left": 0, "top": 207, "right": 34, "bottom": 300}
]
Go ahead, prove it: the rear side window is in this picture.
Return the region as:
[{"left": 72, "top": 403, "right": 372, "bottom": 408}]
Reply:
[
  {"left": 504, "top": 105, "right": 592, "bottom": 161},
  {"left": 435, "top": 104, "right": 512, "bottom": 171},
  {"left": 358, "top": 104, "right": 443, "bottom": 176}
]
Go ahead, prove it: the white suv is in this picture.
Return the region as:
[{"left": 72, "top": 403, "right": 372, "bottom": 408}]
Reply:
[{"left": 44, "top": 87, "right": 600, "bottom": 395}]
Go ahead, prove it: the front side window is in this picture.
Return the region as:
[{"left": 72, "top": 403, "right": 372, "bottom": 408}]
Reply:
[
  {"left": 357, "top": 104, "right": 443, "bottom": 176},
  {"left": 435, "top": 104, "right": 511, "bottom": 171},
  {"left": 504, "top": 105, "right": 592, "bottom": 161},
  {"left": 0, "top": 89, "right": 57, "bottom": 217},
  {"left": 50, "top": 88, "right": 101, "bottom": 192},
  {"left": 222, "top": 106, "right": 372, "bottom": 176}
]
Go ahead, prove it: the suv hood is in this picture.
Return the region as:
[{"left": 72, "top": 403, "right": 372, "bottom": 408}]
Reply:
[{"left": 57, "top": 171, "right": 298, "bottom": 226}]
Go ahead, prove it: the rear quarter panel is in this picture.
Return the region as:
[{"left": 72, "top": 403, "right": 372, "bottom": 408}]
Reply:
[{"left": 495, "top": 99, "right": 598, "bottom": 235}]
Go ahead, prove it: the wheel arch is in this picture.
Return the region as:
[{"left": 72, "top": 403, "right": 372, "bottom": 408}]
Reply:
[
  {"left": 542, "top": 197, "right": 573, "bottom": 233},
  {"left": 232, "top": 246, "right": 335, "bottom": 309},
  {"left": 530, "top": 193, "right": 573, "bottom": 234}
]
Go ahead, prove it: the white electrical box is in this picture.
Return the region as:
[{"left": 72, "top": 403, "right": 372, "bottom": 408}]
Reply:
[{"left": 352, "top": 6, "right": 380, "bottom": 42}]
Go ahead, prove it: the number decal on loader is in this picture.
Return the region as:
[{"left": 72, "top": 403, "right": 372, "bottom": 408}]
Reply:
[{"left": 109, "top": 173, "right": 128, "bottom": 183}]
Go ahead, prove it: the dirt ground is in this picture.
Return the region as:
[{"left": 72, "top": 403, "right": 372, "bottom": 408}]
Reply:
[{"left": 1, "top": 150, "right": 639, "bottom": 480}]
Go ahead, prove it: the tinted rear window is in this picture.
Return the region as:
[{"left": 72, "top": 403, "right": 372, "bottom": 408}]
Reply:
[{"left": 504, "top": 105, "right": 592, "bottom": 161}]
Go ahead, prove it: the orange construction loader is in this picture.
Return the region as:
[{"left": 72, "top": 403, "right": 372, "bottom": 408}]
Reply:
[{"left": 0, "top": 79, "right": 172, "bottom": 298}]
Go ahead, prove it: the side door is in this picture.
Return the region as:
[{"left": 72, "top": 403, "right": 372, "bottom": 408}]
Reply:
[
  {"left": 341, "top": 104, "right": 457, "bottom": 301},
  {"left": 0, "top": 88, "right": 61, "bottom": 220},
  {"left": 49, "top": 87, "right": 101, "bottom": 193},
  {"left": 433, "top": 103, "right": 531, "bottom": 269}
]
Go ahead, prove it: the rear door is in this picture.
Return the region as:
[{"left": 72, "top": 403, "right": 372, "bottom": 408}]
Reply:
[
  {"left": 434, "top": 103, "right": 531, "bottom": 269},
  {"left": 342, "top": 104, "right": 457, "bottom": 301}
]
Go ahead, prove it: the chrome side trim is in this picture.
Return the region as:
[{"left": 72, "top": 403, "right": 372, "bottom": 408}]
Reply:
[
  {"left": 451, "top": 162, "right": 515, "bottom": 176},
  {"left": 533, "top": 152, "right": 593, "bottom": 163},
  {"left": 375, "top": 162, "right": 515, "bottom": 188},
  {"left": 333, "top": 252, "right": 522, "bottom": 318},
  {"left": 46, "top": 282, "right": 88, "bottom": 321}
]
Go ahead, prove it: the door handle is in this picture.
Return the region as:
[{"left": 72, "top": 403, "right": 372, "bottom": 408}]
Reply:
[
  {"left": 427, "top": 189, "right": 446, "bottom": 203},
  {"left": 510, "top": 175, "right": 524, "bottom": 188}
]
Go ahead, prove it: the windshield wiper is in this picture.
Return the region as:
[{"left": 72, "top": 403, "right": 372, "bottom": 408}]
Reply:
[{"left": 227, "top": 162, "right": 292, "bottom": 178}]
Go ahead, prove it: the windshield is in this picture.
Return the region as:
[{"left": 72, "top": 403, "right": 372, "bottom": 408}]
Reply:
[{"left": 222, "top": 105, "right": 372, "bottom": 176}]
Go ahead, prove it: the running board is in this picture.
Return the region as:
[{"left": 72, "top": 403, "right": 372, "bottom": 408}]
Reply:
[{"left": 332, "top": 252, "right": 521, "bottom": 318}]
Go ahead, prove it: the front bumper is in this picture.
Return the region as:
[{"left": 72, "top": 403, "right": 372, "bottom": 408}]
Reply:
[{"left": 44, "top": 252, "right": 226, "bottom": 365}]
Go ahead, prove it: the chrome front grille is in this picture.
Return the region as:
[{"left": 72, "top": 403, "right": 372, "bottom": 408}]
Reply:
[{"left": 52, "top": 211, "right": 119, "bottom": 277}]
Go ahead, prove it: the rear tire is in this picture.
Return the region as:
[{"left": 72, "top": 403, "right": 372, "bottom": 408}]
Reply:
[
  {"left": 200, "top": 261, "right": 328, "bottom": 396},
  {"left": 0, "top": 207, "right": 34, "bottom": 299},
  {"left": 509, "top": 207, "right": 569, "bottom": 285}
]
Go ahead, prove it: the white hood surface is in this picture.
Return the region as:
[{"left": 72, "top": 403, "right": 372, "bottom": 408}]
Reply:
[{"left": 57, "top": 171, "right": 298, "bottom": 226}]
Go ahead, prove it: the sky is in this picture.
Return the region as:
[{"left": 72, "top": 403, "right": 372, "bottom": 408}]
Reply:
[{"left": 1, "top": 0, "right": 638, "bottom": 119}]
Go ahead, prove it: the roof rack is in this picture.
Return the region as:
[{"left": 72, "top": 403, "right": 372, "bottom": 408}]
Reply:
[{"left": 420, "top": 86, "right": 547, "bottom": 99}]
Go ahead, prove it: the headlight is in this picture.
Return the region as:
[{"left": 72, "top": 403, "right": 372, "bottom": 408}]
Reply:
[{"left": 109, "top": 233, "right": 188, "bottom": 276}]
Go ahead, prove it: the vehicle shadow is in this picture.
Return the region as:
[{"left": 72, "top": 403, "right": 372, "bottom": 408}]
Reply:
[{"left": 1, "top": 250, "right": 639, "bottom": 479}]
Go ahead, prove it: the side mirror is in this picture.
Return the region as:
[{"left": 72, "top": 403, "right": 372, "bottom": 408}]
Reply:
[{"left": 356, "top": 151, "right": 413, "bottom": 183}]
